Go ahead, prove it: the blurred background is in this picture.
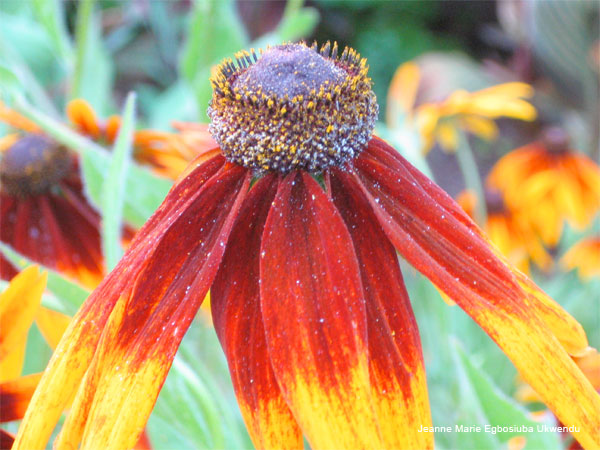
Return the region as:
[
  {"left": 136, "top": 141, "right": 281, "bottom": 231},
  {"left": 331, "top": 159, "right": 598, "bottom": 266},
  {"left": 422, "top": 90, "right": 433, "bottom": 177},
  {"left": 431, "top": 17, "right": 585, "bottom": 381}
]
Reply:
[{"left": 0, "top": 1, "right": 598, "bottom": 449}]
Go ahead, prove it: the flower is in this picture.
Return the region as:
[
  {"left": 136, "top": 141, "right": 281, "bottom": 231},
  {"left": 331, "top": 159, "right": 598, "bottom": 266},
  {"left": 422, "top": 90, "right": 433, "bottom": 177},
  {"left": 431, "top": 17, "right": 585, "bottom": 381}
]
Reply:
[
  {"left": 488, "top": 127, "right": 600, "bottom": 247},
  {"left": 561, "top": 236, "right": 600, "bottom": 280},
  {"left": 0, "top": 266, "right": 70, "bottom": 447},
  {"left": 456, "top": 189, "right": 551, "bottom": 273},
  {"left": 388, "top": 61, "right": 537, "bottom": 153},
  {"left": 0, "top": 103, "right": 107, "bottom": 287},
  {"left": 14, "top": 43, "right": 600, "bottom": 450}
]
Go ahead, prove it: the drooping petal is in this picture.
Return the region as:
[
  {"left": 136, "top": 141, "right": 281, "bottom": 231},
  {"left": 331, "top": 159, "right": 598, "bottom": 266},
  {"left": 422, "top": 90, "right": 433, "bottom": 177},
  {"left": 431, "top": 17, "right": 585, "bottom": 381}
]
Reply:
[
  {"left": 13, "top": 155, "right": 227, "bottom": 450},
  {"left": 366, "top": 137, "right": 588, "bottom": 354},
  {"left": 0, "top": 373, "right": 42, "bottom": 422},
  {"left": 0, "top": 266, "right": 46, "bottom": 369},
  {"left": 331, "top": 170, "right": 433, "bottom": 450},
  {"left": 260, "top": 172, "right": 382, "bottom": 450},
  {"left": 57, "top": 164, "right": 250, "bottom": 450},
  {"left": 212, "top": 174, "right": 303, "bottom": 450},
  {"left": 353, "top": 138, "right": 600, "bottom": 449}
]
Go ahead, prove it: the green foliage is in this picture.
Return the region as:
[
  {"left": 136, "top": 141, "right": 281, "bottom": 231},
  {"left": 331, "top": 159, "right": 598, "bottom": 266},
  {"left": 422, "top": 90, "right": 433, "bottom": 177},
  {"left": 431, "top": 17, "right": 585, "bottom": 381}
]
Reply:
[{"left": 101, "top": 92, "right": 136, "bottom": 270}]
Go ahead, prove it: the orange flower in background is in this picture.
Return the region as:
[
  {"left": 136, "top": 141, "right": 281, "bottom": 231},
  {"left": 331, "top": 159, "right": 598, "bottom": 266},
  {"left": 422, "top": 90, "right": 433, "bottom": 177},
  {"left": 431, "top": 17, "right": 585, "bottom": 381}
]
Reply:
[
  {"left": 488, "top": 127, "right": 600, "bottom": 247},
  {"left": 0, "top": 103, "right": 107, "bottom": 287},
  {"left": 67, "top": 98, "right": 217, "bottom": 180},
  {"left": 0, "top": 266, "right": 70, "bottom": 448},
  {"left": 561, "top": 236, "right": 600, "bottom": 280},
  {"left": 134, "top": 122, "right": 217, "bottom": 180},
  {"left": 14, "top": 43, "right": 600, "bottom": 450},
  {"left": 456, "top": 189, "right": 551, "bottom": 273}
]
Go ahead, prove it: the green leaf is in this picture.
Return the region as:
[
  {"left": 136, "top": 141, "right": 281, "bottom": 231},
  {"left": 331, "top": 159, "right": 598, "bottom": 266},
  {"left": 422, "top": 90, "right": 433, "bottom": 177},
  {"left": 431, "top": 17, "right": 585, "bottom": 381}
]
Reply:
[
  {"left": 0, "top": 29, "right": 60, "bottom": 116},
  {"left": 101, "top": 92, "right": 135, "bottom": 270},
  {"left": 268, "top": 0, "right": 319, "bottom": 43},
  {"left": 149, "top": 322, "right": 251, "bottom": 450},
  {"left": 30, "top": 0, "right": 73, "bottom": 63},
  {"left": 451, "top": 338, "right": 562, "bottom": 450},
  {"left": 13, "top": 98, "right": 172, "bottom": 227},
  {"left": 80, "top": 147, "right": 172, "bottom": 228},
  {"left": 180, "top": 0, "right": 247, "bottom": 83},
  {"left": 180, "top": 0, "right": 247, "bottom": 121},
  {"left": 0, "top": 63, "right": 20, "bottom": 93},
  {"left": 0, "top": 243, "right": 90, "bottom": 316},
  {"left": 70, "top": 0, "right": 114, "bottom": 114}
]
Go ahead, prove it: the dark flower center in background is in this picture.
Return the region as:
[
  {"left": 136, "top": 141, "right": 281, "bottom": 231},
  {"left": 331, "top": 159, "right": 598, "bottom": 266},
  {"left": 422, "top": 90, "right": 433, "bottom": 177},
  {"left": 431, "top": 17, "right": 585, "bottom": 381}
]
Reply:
[
  {"left": 541, "top": 126, "right": 570, "bottom": 155},
  {"left": 484, "top": 188, "right": 506, "bottom": 215},
  {"left": 208, "top": 42, "right": 378, "bottom": 174},
  {"left": 0, "top": 135, "right": 72, "bottom": 196}
]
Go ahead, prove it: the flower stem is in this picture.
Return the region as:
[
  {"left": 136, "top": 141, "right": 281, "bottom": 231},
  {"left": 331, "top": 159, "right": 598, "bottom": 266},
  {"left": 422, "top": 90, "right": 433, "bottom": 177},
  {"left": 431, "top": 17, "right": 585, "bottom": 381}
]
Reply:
[{"left": 456, "top": 130, "right": 487, "bottom": 226}]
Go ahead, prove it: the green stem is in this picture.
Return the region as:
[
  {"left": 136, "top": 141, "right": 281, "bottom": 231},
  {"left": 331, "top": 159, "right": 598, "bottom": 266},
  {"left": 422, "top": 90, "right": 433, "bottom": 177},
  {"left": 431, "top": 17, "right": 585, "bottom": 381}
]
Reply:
[
  {"left": 456, "top": 130, "right": 487, "bottom": 226},
  {"left": 70, "top": 0, "right": 96, "bottom": 100}
]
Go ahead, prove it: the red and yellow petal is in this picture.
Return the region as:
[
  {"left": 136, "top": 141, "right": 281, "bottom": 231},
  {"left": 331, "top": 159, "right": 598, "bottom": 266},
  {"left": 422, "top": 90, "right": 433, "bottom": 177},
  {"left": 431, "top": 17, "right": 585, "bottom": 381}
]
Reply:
[
  {"left": 354, "top": 138, "right": 600, "bottom": 449},
  {"left": 212, "top": 174, "right": 302, "bottom": 450},
  {"left": 332, "top": 170, "right": 433, "bottom": 449},
  {"left": 260, "top": 172, "right": 382, "bottom": 450},
  {"left": 13, "top": 155, "right": 228, "bottom": 449},
  {"left": 56, "top": 164, "right": 251, "bottom": 450},
  {"left": 0, "top": 373, "right": 42, "bottom": 422}
]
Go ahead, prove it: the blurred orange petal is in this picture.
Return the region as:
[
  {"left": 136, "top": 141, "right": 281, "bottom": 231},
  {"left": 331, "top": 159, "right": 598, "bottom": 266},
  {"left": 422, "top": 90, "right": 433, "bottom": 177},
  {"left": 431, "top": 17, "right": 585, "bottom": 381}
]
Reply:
[{"left": 66, "top": 99, "right": 101, "bottom": 139}]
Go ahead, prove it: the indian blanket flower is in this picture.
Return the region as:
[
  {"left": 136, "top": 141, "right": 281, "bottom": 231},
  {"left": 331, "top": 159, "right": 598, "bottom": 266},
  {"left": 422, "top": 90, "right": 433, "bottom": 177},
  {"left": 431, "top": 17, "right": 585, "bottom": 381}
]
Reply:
[
  {"left": 488, "top": 127, "right": 600, "bottom": 248},
  {"left": 561, "top": 236, "right": 600, "bottom": 281},
  {"left": 0, "top": 266, "right": 70, "bottom": 447},
  {"left": 456, "top": 188, "right": 551, "bottom": 273},
  {"left": 14, "top": 43, "right": 600, "bottom": 450},
  {"left": 0, "top": 103, "right": 107, "bottom": 287}
]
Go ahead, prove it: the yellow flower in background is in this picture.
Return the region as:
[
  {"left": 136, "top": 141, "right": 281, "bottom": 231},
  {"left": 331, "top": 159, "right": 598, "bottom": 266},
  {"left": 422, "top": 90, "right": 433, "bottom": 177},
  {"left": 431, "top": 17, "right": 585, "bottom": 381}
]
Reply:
[
  {"left": 386, "top": 62, "right": 537, "bottom": 153},
  {"left": 488, "top": 127, "right": 600, "bottom": 247},
  {"left": 0, "top": 266, "right": 70, "bottom": 447},
  {"left": 386, "top": 61, "right": 421, "bottom": 125},
  {"left": 561, "top": 236, "right": 600, "bottom": 281},
  {"left": 456, "top": 189, "right": 551, "bottom": 274},
  {"left": 415, "top": 82, "right": 537, "bottom": 153}
]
